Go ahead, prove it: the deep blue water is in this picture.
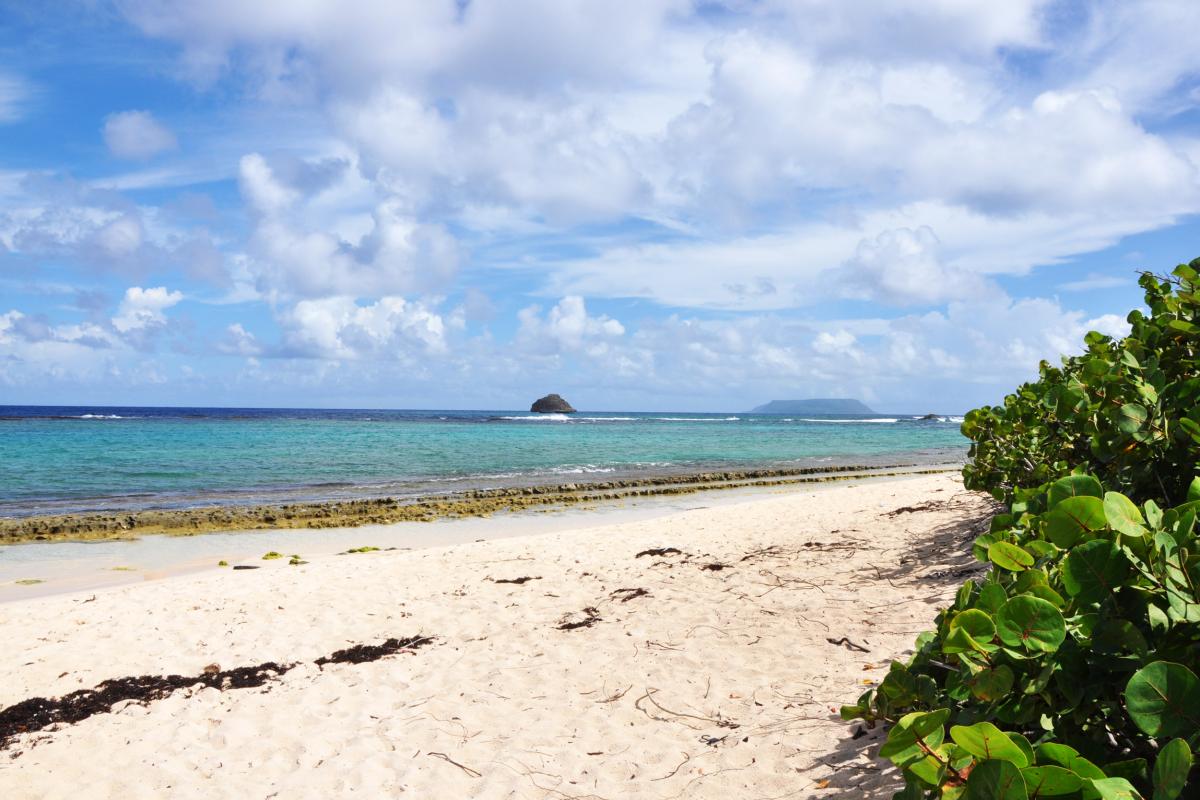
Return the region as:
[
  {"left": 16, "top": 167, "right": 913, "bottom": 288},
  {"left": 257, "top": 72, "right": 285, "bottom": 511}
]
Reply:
[{"left": 0, "top": 406, "right": 967, "bottom": 516}]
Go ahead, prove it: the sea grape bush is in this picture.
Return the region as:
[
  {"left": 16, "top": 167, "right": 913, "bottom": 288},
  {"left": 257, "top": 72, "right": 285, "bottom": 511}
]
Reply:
[
  {"left": 962, "top": 260, "right": 1200, "bottom": 507},
  {"left": 843, "top": 474, "right": 1200, "bottom": 798},
  {"left": 843, "top": 259, "right": 1200, "bottom": 799}
]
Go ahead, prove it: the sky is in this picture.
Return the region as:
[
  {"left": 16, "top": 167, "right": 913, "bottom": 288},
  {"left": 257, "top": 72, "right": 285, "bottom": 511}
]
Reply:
[{"left": 1, "top": 1, "right": 1198, "bottom": 413}]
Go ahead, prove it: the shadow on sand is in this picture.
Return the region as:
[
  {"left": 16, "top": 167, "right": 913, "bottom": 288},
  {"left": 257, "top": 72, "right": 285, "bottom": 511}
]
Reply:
[{"left": 808, "top": 491, "right": 1000, "bottom": 799}]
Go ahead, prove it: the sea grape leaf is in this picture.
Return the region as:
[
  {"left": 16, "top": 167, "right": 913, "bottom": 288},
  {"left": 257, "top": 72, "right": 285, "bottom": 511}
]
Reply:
[
  {"left": 1089, "top": 777, "right": 1145, "bottom": 800},
  {"left": 907, "top": 742, "right": 955, "bottom": 786},
  {"left": 1008, "top": 733, "right": 1036, "bottom": 770},
  {"left": 1125, "top": 661, "right": 1200, "bottom": 737},
  {"left": 1106, "top": 759, "right": 1148, "bottom": 784},
  {"left": 978, "top": 583, "right": 1009, "bottom": 614},
  {"left": 1091, "top": 618, "right": 1148, "bottom": 656},
  {"left": 1189, "top": 477, "right": 1200, "bottom": 503},
  {"left": 945, "top": 609, "right": 998, "bottom": 654},
  {"left": 1062, "top": 540, "right": 1132, "bottom": 604},
  {"left": 1035, "top": 743, "right": 1106, "bottom": 781},
  {"left": 967, "top": 665, "right": 1015, "bottom": 702},
  {"left": 990, "top": 541, "right": 1036, "bottom": 572},
  {"left": 1044, "top": 496, "right": 1107, "bottom": 548},
  {"left": 879, "top": 709, "right": 951, "bottom": 765},
  {"left": 966, "top": 759, "right": 1029, "bottom": 800},
  {"left": 951, "top": 722, "right": 1029, "bottom": 767},
  {"left": 1048, "top": 474, "right": 1104, "bottom": 508},
  {"left": 1152, "top": 738, "right": 1193, "bottom": 800},
  {"left": 996, "top": 596, "right": 1067, "bottom": 653},
  {"left": 1019, "top": 766, "right": 1083, "bottom": 797},
  {"left": 1105, "top": 492, "right": 1148, "bottom": 537},
  {"left": 1116, "top": 403, "right": 1148, "bottom": 434}
]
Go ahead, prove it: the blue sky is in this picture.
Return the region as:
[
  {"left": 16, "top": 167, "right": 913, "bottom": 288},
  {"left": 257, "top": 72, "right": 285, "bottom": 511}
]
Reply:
[{"left": 1, "top": 1, "right": 1198, "bottom": 412}]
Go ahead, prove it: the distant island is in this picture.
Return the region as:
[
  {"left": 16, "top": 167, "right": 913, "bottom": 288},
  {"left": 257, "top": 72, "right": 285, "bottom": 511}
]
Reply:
[
  {"left": 530, "top": 393, "right": 576, "bottom": 413},
  {"left": 750, "top": 398, "right": 875, "bottom": 414}
]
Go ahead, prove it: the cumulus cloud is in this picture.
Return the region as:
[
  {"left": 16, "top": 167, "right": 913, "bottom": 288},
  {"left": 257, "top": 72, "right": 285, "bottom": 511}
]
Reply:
[
  {"left": 217, "top": 323, "right": 262, "bottom": 356},
  {"left": 516, "top": 296, "right": 625, "bottom": 356},
  {"left": 103, "top": 110, "right": 178, "bottom": 160},
  {"left": 112, "top": 286, "right": 183, "bottom": 333},
  {"left": 842, "top": 227, "right": 991, "bottom": 306},
  {"left": 238, "top": 153, "right": 460, "bottom": 299},
  {"left": 277, "top": 296, "right": 449, "bottom": 360}
]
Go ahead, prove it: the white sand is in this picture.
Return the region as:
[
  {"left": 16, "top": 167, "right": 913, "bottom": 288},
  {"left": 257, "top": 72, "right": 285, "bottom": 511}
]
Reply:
[{"left": 0, "top": 473, "right": 991, "bottom": 799}]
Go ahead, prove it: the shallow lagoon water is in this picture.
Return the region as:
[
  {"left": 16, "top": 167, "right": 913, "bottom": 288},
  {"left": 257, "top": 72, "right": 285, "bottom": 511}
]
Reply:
[{"left": 0, "top": 406, "right": 967, "bottom": 517}]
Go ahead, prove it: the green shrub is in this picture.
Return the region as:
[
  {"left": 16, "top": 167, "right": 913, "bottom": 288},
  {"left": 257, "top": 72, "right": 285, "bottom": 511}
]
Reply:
[
  {"left": 963, "top": 260, "right": 1200, "bottom": 506},
  {"left": 843, "top": 258, "right": 1200, "bottom": 799}
]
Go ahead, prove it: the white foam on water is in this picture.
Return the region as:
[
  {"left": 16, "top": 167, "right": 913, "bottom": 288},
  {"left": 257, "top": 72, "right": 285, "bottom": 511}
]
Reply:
[
  {"left": 797, "top": 418, "right": 899, "bottom": 424},
  {"left": 75, "top": 414, "right": 125, "bottom": 419}
]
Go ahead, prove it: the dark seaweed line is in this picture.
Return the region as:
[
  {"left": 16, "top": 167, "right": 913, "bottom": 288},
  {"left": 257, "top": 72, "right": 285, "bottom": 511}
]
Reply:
[{"left": 0, "top": 634, "right": 434, "bottom": 751}]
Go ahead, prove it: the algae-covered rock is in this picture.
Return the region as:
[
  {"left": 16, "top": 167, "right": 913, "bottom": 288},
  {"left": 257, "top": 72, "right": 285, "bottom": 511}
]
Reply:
[{"left": 530, "top": 394, "right": 576, "bottom": 413}]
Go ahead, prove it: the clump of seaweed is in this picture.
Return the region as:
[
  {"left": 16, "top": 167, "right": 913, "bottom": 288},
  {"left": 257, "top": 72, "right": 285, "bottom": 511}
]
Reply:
[
  {"left": 557, "top": 607, "right": 602, "bottom": 630},
  {"left": 14, "top": 579, "right": 44, "bottom": 586},
  {"left": 288, "top": 555, "right": 307, "bottom": 566},
  {"left": 261, "top": 551, "right": 283, "bottom": 560},
  {"left": 635, "top": 547, "right": 682, "bottom": 558},
  {"left": 340, "top": 546, "right": 381, "bottom": 554},
  {"left": 0, "top": 634, "right": 435, "bottom": 750},
  {"left": 217, "top": 560, "right": 229, "bottom": 567},
  {"left": 492, "top": 576, "right": 540, "bottom": 585},
  {"left": 314, "top": 635, "right": 433, "bottom": 666}
]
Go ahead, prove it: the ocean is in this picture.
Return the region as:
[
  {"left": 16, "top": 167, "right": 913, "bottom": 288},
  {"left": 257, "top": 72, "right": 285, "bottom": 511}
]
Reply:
[{"left": 0, "top": 406, "right": 968, "bottom": 517}]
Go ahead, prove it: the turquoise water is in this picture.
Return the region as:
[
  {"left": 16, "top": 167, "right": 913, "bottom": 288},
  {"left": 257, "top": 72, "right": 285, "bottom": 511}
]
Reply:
[{"left": 0, "top": 406, "right": 967, "bottom": 515}]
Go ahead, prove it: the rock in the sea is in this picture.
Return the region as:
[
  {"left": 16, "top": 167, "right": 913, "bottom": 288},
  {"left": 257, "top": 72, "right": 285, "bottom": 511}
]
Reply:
[
  {"left": 531, "top": 394, "right": 576, "bottom": 413},
  {"left": 917, "top": 413, "right": 941, "bottom": 421}
]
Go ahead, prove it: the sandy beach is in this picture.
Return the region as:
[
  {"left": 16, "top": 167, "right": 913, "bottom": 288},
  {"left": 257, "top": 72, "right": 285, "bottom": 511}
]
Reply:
[{"left": 0, "top": 472, "right": 993, "bottom": 799}]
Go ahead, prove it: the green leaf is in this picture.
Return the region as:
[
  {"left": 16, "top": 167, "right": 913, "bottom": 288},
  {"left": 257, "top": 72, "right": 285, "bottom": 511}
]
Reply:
[
  {"left": 951, "top": 722, "right": 1030, "bottom": 767},
  {"left": 945, "top": 609, "right": 998, "bottom": 654},
  {"left": 1035, "top": 743, "right": 1106, "bottom": 781},
  {"left": 1062, "top": 540, "right": 1132, "bottom": 604},
  {"left": 1152, "top": 738, "right": 1193, "bottom": 800},
  {"left": 990, "top": 541, "right": 1036, "bottom": 572},
  {"left": 1116, "top": 403, "right": 1149, "bottom": 434},
  {"left": 967, "top": 665, "right": 1016, "bottom": 702},
  {"left": 1047, "top": 475, "right": 1104, "bottom": 508},
  {"left": 1125, "top": 662, "right": 1200, "bottom": 738},
  {"left": 1044, "top": 496, "right": 1107, "bottom": 548},
  {"left": 1008, "top": 733, "right": 1036, "bottom": 770},
  {"left": 1188, "top": 478, "right": 1200, "bottom": 503},
  {"left": 967, "top": 759, "right": 1029, "bottom": 800},
  {"left": 996, "top": 595, "right": 1067, "bottom": 653},
  {"left": 1020, "top": 766, "right": 1083, "bottom": 797},
  {"left": 1105, "top": 492, "right": 1148, "bottom": 537},
  {"left": 879, "top": 708, "right": 951, "bottom": 765},
  {"left": 1089, "top": 777, "right": 1145, "bottom": 800},
  {"left": 978, "top": 583, "right": 1009, "bottom": 613}
]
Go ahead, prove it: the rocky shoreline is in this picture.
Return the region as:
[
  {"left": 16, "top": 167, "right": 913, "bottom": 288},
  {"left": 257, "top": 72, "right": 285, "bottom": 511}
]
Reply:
[{"left": 0, "top": 463, "right": 956, "bottom": 544}]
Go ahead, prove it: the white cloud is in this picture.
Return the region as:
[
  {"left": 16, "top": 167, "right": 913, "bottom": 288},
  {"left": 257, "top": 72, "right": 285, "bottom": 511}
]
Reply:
[
  {"left": 516, "top": 296, "right": 625, "bottom": 357},
  {"left": 237, "top": 153, "right": 460, "bottom": 299},
  {"left": 112, "top": 286, "right": 183, "bottom": 333},
  {"left": 842, "top": 227, "right": 991, "bottom": 306},
  {"left": 103, "top": 110, "right": 179, "bottom": 160},
  {"left": 217, "top": 322, "right": 262, "bottom": 356},
  {"left": 277, "top": 296, "right": 448, "bottom": 359}
]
